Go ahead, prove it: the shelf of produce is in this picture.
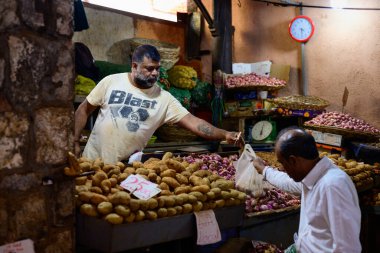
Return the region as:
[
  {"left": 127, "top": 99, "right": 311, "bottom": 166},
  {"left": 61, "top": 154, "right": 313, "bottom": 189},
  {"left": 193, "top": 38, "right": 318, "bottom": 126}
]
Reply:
[
  {"left": 76, "top": 204, "right": 245, "bottom": 253},
  {"left": 240, "top": 209, "right": 300, "bottom": 247}
]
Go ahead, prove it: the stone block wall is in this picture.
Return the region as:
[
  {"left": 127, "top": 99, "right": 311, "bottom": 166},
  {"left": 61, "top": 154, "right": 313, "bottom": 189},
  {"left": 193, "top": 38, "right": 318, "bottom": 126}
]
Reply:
[{"left": 0, "top": 1, "right": 75, "bottom": 252}]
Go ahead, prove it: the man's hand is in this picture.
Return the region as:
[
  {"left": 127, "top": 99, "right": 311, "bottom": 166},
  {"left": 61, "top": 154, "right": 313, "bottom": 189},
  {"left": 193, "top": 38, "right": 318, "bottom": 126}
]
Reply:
[
  {"left": 225, "top": 131, "right": 244, "bottom": 148},
  {"left": 252, "top": 156, "right": 267, "bottom": 174}
]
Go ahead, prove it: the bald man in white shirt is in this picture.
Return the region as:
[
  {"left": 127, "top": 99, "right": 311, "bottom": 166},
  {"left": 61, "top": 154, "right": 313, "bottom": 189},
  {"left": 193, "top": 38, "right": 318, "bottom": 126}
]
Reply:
[{"left": 252, "top": 126, "right": 361, "bottom": 253}]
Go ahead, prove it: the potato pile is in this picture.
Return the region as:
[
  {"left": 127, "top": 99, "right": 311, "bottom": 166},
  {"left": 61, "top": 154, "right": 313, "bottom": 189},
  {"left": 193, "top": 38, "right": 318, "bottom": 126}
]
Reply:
[
  {"left": 320, "top": 152, "right": 374, "bottom": 188},
  {"left": 72, "top": 152, "right": 246, "bottom": 225}
]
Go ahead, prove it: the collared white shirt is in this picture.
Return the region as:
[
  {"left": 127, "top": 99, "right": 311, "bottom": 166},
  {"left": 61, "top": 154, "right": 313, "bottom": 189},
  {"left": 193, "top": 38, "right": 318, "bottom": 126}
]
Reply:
[{"left": 263, "top": 156, "right": 361, "bottom": 253}]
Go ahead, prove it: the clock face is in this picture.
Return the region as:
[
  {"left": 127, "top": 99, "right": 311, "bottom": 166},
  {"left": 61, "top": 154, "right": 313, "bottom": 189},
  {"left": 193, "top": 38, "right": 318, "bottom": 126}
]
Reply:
[
  {"left": 251, "top": 120, "right": 273, "bottom": 141},
  {"left": 289, "top": 15, "right": 315, "bottom": 42}
]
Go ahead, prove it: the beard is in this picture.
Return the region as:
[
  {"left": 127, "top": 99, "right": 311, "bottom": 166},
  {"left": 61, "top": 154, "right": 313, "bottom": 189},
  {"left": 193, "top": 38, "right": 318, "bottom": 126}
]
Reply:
[{"left": 134, "top": 73, "right": 157, "bottom": 89}]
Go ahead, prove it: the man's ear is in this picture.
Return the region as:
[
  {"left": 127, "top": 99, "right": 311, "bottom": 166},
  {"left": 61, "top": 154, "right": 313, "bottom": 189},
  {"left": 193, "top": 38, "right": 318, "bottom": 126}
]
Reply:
[
  {"left": 288, "top": 155, "right": 297, "bottom": 166},
  {"left": 131, "top": 62, "right": 138, "bottom": 70}
]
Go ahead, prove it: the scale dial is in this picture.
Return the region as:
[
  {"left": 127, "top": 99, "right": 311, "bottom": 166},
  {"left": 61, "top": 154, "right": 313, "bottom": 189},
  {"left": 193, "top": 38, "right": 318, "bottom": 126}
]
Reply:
[{"left": 251, "top": 120, "right": 273, "bottom": 141}]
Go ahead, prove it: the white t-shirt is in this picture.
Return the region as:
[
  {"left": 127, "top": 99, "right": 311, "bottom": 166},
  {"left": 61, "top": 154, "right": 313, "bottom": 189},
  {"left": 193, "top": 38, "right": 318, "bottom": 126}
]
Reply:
[{"left": 83, "top": 73, "right": 189, "bottom": 164}]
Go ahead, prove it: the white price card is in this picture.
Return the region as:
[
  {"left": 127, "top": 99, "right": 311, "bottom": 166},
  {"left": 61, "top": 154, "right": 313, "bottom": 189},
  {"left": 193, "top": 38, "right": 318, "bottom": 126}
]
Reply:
[
  {"left": 0, "top": 239, "right": 35, "bottom": 253},
  {"left": 120, "top": 174, "right": 161, "bottom": 200},
  {"left": 194, "top": 210, "right": 222, "bottom": 245}
]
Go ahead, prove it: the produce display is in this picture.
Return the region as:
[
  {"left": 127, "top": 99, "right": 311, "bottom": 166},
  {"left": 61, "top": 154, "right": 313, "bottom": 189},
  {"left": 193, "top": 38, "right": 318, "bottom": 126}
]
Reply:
[
  {"left": 305, "top": 111, "right": 380, "bottom": 135},
  {"left": 269, "top": 95, "right": 329, "bottom": 110},
  {"left": 66, "top": 152, "right": 246, "bottom": 225},
  {"left": 182, "top": 153, "right": 238, "bottom": 180},
  {"left": 255, "top": 152, "right": 282, "bottom": 170},
  {"left": 361, "top": 189, "right": 380, "bottom": 206},
  {"left": 224, "top": 73, "right": 286, "bottom": 90},
  {"left": 245, "top": 188, "right": 300, "bottom": 217},
  {"left": 320, "top": 152, "right": 375, "bottom": 188},
  {"left": 167, "top": 65, "right": 197, "bottom": 90}
]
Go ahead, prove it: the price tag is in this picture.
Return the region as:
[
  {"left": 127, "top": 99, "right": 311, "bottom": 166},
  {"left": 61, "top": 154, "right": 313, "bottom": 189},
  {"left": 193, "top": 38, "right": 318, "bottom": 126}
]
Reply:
[
  {"left": 120, "top": 174, "right": 161, "bottom": 200},
  {"left": 194, "top": 210, "right": 222, "bottom": 245},
  {"left": 0, "top": 239, "right": 35, "bottom": 253}
]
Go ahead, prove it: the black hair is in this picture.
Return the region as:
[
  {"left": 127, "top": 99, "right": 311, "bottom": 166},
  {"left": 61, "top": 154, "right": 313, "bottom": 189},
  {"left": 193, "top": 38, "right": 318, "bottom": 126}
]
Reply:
[
  {"left": 132, "top": 44, "right": 161, "bottom": 63},
  {"left": 276, "top": 126, "right": 319, "bottom": 160}
]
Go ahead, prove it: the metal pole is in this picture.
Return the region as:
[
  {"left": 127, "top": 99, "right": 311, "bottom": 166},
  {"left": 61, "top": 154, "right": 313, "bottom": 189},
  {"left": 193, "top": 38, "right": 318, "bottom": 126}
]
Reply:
[{"left": 300, "top": 5, "right": 308, "bottom": 95}]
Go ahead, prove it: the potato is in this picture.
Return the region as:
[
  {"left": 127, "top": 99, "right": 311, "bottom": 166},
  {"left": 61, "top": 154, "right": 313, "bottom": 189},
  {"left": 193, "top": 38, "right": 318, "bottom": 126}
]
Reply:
[
  {"left": 162, "top": 152, "right": 173, "bottom": 161},
  {"left": 145, "top": 210, "right": 158, "bottom": 220},
  {"left": 164, "top": 196, "right": 176, "bottom": 207},
  {"left": 167, "top": 207, "right": 177, "bottom": 216},
  {"left": 186, "top": 162, "right": 201, "bottom": 173},
  {"left": 148, "top": 172, "right": 158, "bottom": 182},
  {"left": 173, "top": 195, "right": 184, "bottom": 206},
  {"left": 138, "top": 199, "right": 149, "bottom": 211},
  {"left": 79, "top": 191, "right": 93, "bottom": 202},
  {"left": 135, "top": 210, "right": 145, "bottom": 222},
  {"left": 187, "top": 194, "right": 198, "bottom": 204},
  {"left": 78, "top": 156, "right": 92, "bottom": 163},
  {"left": 174, "top": 186, "right": 191, "bottom": 195},
  {"left": 176, "top": 174, "right": 189, "bottom": 184},
  {"left": 92, "top": 158, "right": 104, "bottom": 168},
  {"left": 156, "top": 176, "right": 162, "bottom": 184},
  {"left": 90, "top": 186, "right": 103, "bottom": 194},
  {"left": 108, "top": 191, "right": 131, "bottom": 205},
  {"left": 192, "top": 201, "right": 203, "bottom": 212},
  {"left": 132, "top": 161, "right": 144, "bottom": 169},
  {"left": 189, "top": 192, "right": 206, "bottom": 202},
  {"left": 160, "top": 169, "right": 177, "bottom": 178},
  {"left": 107, "top": 167, "right": 121, "bottom": 178},
  {"left": 215, "top": 199, "right": 225, "bottom": 208},
  {"left": 76, "top": 185, "right": 90, "bottom": 193},
  {"left": 237, "top": 192, "right": 247, "bottom": 201},
  {"left": 162, "top": 177, "right": 180, "bottom": 189},
  {"left": 211, "top": 179, "right": 234, "bottom": 191},
  {"left": 221, "top": 191, "right": 232, "bottom": 200},
  {"left": 75, "top": 176, "right": 88, "bottom": 186},
  {"left": 189, "top": 176, "right": 210, "bottom": 186},
  {"left": 160, "top": 190, "right": 173, "bottom": 196},
  {"left": 157, "top": 208, "right": 168, "bottom": 218},
  {"left": 208, "top": 174, "right": 222, "bottom": 182},
  {"left": 181, "top": 171, "right": 192, "bottom": 178},
  {"left": 165, "top": 159, "right": 185, "bottom": 173},
  {"left": 114, "top": 205, "right": 131, "bottom": 217},
  {"left": 80, "top": 203, "right": 98, "bottom": 217},
  {"left": 229, "top": 189, "right": 240, "bottom": 198},
  {"left": 109, "top": 177, "right": 118, "bottom": 187},
  {"left": 135, "top": 167, "right": 149, "bottom": 176},
  {"left": 97, "top": 201, "right": 113, "bottom": 215},
  {"left": 206, "top": 191, "right": 216, "bottom": 200},
  {"left": 159, "top": 182, "right": 170, "bottom": 191},
  {"left": 174, "top": 205, "right": 183, "bottom": 215},
  {"left": 92, "top": 171, "right": 108, "bottom": 187},
  {"left": 125, "top": 213, "right": 136, "bottom": 223},
  {"left": 191, "top": 185, "right": 210, "bottom": 194},
  {"left": 110, "top": 187, "right": 120, "bottom": 194},
  {"left": 157, "top": 196, "right": 166, "bottom": 208},
  {"left": 147, "top": 198, "right": 158, "bottom": 209},
  {"left": 193, "top": 170, "right": 211, "bottom": 177},
  {"left": 124, "top": 167, "right": 135, "bottom": 174},
  {"left": 100, "top": 179, "right": 112, "bottom": 194},
  {"left": 115, "top": 161, "right": 126, "bottom": 170},
  {"left": 225, "top": 198, "right": 235, "bottom": 206},
  {"left": 129, "top": 199, "right": 140, "bottom": 211},
  {"left": 182, "top": 203, "right": 193, "bottom": 214},
  {"left": 90, "top": 193, "right": 109, "bottom": 204},
  {"left": 79, "top": 162, "right": 92, "bottom": 172},
  {"left": 103, "top": 164, "right": 115, "bottom": 173},
  {"left": 177, "top": 193, "right": 189, "bottom": 204}
]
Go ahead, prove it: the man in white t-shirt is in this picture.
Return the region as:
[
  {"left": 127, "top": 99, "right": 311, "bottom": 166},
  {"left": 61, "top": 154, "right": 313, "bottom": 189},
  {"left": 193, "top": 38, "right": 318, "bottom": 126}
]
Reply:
[
  {"left": 252, "top": 127, "right": 361, "bottom": 253},
  {"left": 74, "top": 44, "right": 242, "bottom": 164}
]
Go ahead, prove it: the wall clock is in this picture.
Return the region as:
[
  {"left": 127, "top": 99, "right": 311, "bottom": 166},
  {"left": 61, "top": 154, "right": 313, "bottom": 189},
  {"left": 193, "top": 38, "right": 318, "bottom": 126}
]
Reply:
[
  {"left": 289, "top": 15, "right": 315, "bottom": 43},
  {"left": 251, "top": 120, "right": 277, "bottom": 142}
]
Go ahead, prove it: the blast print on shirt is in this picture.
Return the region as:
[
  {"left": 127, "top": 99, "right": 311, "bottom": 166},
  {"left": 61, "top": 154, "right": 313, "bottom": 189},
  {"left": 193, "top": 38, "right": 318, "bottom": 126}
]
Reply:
[{"left": 108, "top": 90, "right": 157, "bottom": 132}]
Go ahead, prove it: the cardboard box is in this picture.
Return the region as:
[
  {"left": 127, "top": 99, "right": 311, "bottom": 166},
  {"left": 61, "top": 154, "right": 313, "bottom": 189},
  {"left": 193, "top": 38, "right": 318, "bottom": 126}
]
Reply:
[{"left": 232, "top": 61, "right": 290, "bottom": 83}]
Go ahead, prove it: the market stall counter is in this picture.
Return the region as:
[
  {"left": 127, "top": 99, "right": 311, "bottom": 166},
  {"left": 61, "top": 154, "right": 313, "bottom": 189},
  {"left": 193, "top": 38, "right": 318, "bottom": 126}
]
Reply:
[{"left": 76, "top": 204, "right": 245, "bottom": 253}]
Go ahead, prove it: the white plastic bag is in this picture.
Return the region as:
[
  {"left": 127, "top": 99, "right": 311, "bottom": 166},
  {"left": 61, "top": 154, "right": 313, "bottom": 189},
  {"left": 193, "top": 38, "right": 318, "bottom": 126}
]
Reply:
[{"left": 234, "top": 144, "right": 263, "bottom": 197}]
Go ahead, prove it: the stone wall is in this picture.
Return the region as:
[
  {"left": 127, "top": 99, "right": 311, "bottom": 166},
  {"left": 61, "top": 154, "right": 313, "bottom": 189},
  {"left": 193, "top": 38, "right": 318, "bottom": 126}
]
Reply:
[{"left": 0, "top": 1, "right": 75, "bottom": 252}]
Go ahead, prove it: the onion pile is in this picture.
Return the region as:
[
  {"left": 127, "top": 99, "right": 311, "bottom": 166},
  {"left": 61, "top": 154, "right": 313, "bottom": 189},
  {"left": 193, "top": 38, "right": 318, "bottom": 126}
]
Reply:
[
  {"left": 225, "top": 73, "right": 286, "bottom": 89},
  {"left": 245, "top": 188, "right": 300, "bottom": 214},
  {"left": 182, "top": 153, "right": 238, "bottom": 180},
  {"left": 306, "top": 111, "right": 380, "bottom": 134},
  {"left": 250, "top": 242, "right": 284, "bottom": 253}
]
